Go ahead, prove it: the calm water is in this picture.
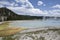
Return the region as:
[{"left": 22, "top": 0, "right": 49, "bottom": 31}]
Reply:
[
  {"left": 0, "top": 19, "right": 60, "bottom": 40},
  {"left": 9, "top": 19, "right": 60, "bottom": 28}
]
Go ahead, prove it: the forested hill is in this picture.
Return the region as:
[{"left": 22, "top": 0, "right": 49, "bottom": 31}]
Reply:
[{"left": 0, "top": 7, "right": 43, "bottom": 20}]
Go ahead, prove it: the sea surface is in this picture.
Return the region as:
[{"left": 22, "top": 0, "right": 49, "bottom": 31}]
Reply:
[{"left": 9, "top": 19, "right": 60, "bottom": 28}]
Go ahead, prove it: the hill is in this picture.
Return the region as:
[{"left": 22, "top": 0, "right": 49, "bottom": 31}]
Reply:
[{"left": 0, "top": 7, "right": 43, "bottom": 21}]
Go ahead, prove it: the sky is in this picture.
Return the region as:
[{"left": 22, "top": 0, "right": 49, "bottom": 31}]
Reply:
[{"left": 0, "top": 0, "right": 60, "bottom": 16}]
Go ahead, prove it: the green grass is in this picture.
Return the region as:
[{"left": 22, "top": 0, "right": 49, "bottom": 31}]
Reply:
[{"left": 0, "top": 22, "right": 9, "bottom": 30}]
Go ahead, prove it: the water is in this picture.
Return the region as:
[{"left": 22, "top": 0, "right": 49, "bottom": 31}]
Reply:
[
  {"left": 9, "top": 19, "right": 60, "bottom": 28},
  {"left": 1, "top": 19, "right": 60, "bottom": 40}
]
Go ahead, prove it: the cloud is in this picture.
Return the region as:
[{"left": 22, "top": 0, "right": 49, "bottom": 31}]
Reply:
[
  {"left": 46, "top": 9, "right": 60, "bottom": 17},
  {"left": 14, "top": 4, "right": 19, "bottom": 6},
  {"left": 15, "top": 0, "right": 27, "bottom": 3},
  {"left": 0, "top": 1, "right": 10, "bottom": 5},
  {"left": 7, "top": 0, "right": 47, "bottom": 15},
  {"left": 37, "top": 1, "right": 46, "bottom": 6},
  {"left": 14, "top": 0, "right": 34, "bottom": 8},
  {"left": 49, "top": 10, "right": 60, "bottom": 14},
  {"left": 52, "top": 4, "right": 60, "bottom": 9},
  {"left": 0, "top": 0, "right": 44, "bottom": 15},
  {"left": 0, "top": 0, "right": 60, "bottom": 16},
  {"left": 15, "top": 0, "right": 20, "bottom": 2},
  {"left": 7, "top": 7, "right": 48, "bottom": 16},
  {"left": 37, "top": 1, "right": 43, "bottom": 6},
  {"left": 0, "top": 1, "right": 15, "bottom": 7}
]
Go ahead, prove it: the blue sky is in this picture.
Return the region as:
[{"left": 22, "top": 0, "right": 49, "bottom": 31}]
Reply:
[
  {"left": 29, "top": 0, "right": 60, "bottom": 10},
  {"left": 0, "top": 0, "right": 60, "bottom": 16}
]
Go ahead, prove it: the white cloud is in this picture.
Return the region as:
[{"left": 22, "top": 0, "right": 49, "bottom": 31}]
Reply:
[
  {"left": 37, "top": 1, "right": 46, "bottom": 6},
  {"left": 15, "top": 0, "right": 27, "bottom": 3},
  {"left": 15, "top": 0, "right": 20, "bottom": 2},
  {"left": 10, "top": 2, "right": 15, "bottom": 6},
  {"left": 48, "top": 9, "right": 60, "bottom": 16},
  {"left": 15, "top": 0, "right": 34, "bottom": 8},
  {"left": 0, "top": 1, "right": 15, "bottom": 7},
  {"left": 7, "top": 7, "right": 48, "bottom": 16},
  {"left": 52, "top": 4, "right": 60, "bottom": 9},
  {"left": 37, "top": 1, "right": 43, "bottom": 6},
  {"left": 16, "top": 0, "right": 34, "bottom": 8},
  {"left": 49, "top": 10, "right": 60, "bottom": 14},
  {"left": 0, "top": 0, "right": 60, "bottom": 16},
  {"left": 0, "top": 0, "right": 34, "bottom": 8},
  {"left": 7, "top": 0, "right": 60, "bottom": 16},
  {"left": 0, "top": 1, "right": 10, "bottom": 5},
  {"left": 7, "top": 0, "right": 45, "bottom": 15}
]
